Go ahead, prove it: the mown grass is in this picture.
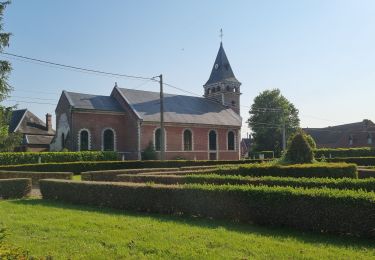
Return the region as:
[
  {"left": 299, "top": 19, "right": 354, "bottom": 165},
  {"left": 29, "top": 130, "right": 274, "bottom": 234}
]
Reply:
[{"left": 0, "top": 199, "right": 374, "bottom": 259}]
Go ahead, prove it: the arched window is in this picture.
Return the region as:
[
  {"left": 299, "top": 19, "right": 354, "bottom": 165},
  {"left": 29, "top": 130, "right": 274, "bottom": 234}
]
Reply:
[
  {"left": 79, "top": 129, "right": 90, "bottom": 151},
  {"left": 228, "top": 131, "right": 235, "bottom": 150},
  {"left": 231, "top": 100, "right": 236, "bottom": 107},
  {"left": 155, "top": 128, "right": 161, "bottom": 151},
  {"left": 209, "top": 130, "right": 217, "bottom": 150},
  {"left": 368, "top": 133, "right": 373, "bottom": 145},
  {"left": 183, "top": 129, "right": 192, "bottom": 151},
  {"left": 216, "top": 86, "right": 221, "bottom": 92},
  {"left": 61, "top": 133, "right": 65, "bottom": 149},
  {"left": 226, "top": 85, "right": 230, "bottom": 91},
  {"left": 103, "top": 129, "right": 115, "bottom": 151},
  {"left": 349, "top": 135, "right": 353, "bottom": 146}
]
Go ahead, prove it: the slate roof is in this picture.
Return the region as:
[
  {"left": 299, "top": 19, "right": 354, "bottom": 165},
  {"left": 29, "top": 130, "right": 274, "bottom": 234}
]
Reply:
[
  {"left": 64, "top": 91, "right": 124, "bottom": 112},
  {"left": 24, "top": 135, "right": 54, "bottom": 145},
  {"left": 304, "top": 120, "right": 375, "bottom": 148},
  {"left": 204, "top": 42, "right": 240, "bottom": 86},
  {"left": 9, "top": 109, "right": 55, "bottom": 136},
  {"left": 118, "top": 88, "right": 242, "bottom": 126},
  {"left": 9, "top": 109, "right": 27, "bottom": 132}
]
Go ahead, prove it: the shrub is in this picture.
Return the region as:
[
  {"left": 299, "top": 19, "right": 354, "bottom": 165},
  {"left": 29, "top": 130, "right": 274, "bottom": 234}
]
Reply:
[
  {"left": 326, "top": 157, "right": 375, "bottom": 166},
  {"left": 0, "top": 171, "right": 73, "bottom": 185},
  {"left": 315, "top": 147, "right": 375, "bottom": 158},
  {"left": 116, "top": 174, "right": 375, "bottom": 192},
  {"left": 82, "top": 168, "right": 180, "bottom": 181},
  {"left": 284, "top": 131, "right": 314, "bottom": 164},
  {"left": 141, "top": 142, "right": 157, "bottom": 160},
  {"left": 0, "top": 178, "right": 31, "bottom": 199},
  {"left": 0, "top": 151, "right": 118, "bottom": 165},
  {"left": 0, "top": 159, "right": 267, "bottom": 174},
  {"left": 40, "top": 180, "right": 375, "bottom": 238}
]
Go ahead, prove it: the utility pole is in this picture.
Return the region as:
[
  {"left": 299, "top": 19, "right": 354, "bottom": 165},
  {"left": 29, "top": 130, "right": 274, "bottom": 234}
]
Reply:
[
  {"left": 282, "top": 112, "right": 286, "bottom": 153},
  {"left": 159, "top": 74, "right": 165, "bottom": 161}
]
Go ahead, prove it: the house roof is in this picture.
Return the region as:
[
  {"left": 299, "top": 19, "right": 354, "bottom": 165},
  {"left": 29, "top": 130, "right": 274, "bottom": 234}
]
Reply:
[
  {"left": 204, "top": 42, "right": 240, "bottom": 86},
  {"left": 9, "top": 109, "right": 55, "bottom": 136},
  {"left": 64, "top": 91, "right": 124, "bottom": 112},
  {"left": 118, "top": 88, "right": 242, "bottom": 126},
  {"left": 304, "top": 120, "right": 375, "bottom": 148},
  {"left": 24, "top": 134, "right": 54, "bottom": 145}
]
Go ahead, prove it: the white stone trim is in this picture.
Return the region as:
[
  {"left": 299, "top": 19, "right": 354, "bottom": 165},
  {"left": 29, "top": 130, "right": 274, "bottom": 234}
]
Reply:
[
  {"left": 182, "top": 128, "right": 194, "bottom": 151},
  {"left": 153, "top": 127, "right": 167, "bottom": 151},
  {"left": 101, "top": 127, "right": 117, "bottom": 151},
  {"left": 77, "top": 128, "right": 91, "bottom": 151}
]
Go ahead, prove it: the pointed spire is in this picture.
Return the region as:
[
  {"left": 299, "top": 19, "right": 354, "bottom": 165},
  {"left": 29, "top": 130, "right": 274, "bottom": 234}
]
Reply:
[{"left": 204, "top": 42, "right": 239, "bottom": 86}]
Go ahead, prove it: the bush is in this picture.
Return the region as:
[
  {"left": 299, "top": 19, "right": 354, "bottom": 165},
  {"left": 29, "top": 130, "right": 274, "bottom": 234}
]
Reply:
[
  {"left": 82, "top": 168, "right": 180, "bottom": 181},
  {"left": 141, "top": 142, "right": 157, "bottom": 160},
  {"left": 326, "top": 157, "right": 375, "bottom": 166},
  {"left": 0, "top": 151, "right": 118, "bottom": 165},
  {"left": 0, "top": 171, "right": 73, "bottom": 185},
  {"left": 249, "top": 151, "right": 274, "bottom": 159},
  {"left": 210, "top": 163, "right": 358, "bottom": 179},
  {"left": 0, "top": 178, "right": 31, "bottom": 199},
  {"left": 0, "top": 159, "right": 267, "bottom": 174},
  {"left": 315, "top": 147, "right": 375, "bottom": 158},
  {"left": 40, "top": 180, "right": 375, "bottom": 238},
  {"left": 284, "top": 131, "right": 314, "bottom": 164},
  {"left": 116, "top": 174, "right": 375, "bottom": 192}
]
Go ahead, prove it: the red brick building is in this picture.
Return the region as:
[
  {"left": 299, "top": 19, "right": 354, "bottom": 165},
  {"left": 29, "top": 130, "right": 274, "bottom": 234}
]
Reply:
[{"left": 51, "top": 43, "right": 242, "bottom": 160}]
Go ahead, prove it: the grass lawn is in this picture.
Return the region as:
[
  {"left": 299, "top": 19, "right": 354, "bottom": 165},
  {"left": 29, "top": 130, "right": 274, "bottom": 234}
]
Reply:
[
  {"left": 72, "top": 175, "right": 81, "bottom": 181},
  {"left": 0, "top": 199, "right": 374, "bottom": 259}
]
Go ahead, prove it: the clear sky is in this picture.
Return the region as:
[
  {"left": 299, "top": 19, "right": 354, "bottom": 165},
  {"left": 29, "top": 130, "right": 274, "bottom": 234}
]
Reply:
[{"left": 2, "top": 0, "right": 375, "bottom": 137}]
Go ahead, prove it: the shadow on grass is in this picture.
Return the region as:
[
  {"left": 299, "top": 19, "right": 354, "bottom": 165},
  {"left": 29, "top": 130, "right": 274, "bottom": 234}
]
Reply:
[{"left": 10, "top": 198, "right": 375, "bottom": 250}]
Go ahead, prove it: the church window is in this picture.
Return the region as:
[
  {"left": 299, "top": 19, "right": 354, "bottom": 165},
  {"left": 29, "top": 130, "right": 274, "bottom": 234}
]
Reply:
[
  {"left": 103, "top": 129, "right": 115, "bottom": 151},
  {"left": 154, "top": 128, "right": 167, "bottom": 151},
  {"left": 228, "top": 131, "right": 235, "bottom": 150},
  {"left": 79, "top": 129, "right": 90, "bottom": 151},
  {"left": 61, "top": 133, "right": 65, "bottom": 149},
  {"left": 209, "top": 130, "right": 217, "bottom": 150},
  {"left": 349, "top": 135, "right": 353, "bottom": 146},
  {"left": 183, "top": 129, "right": 192, "bottom": 151},
  {"left": 231, "top": 100, "right": 236, "bottom": 107},
  {"left": 368, "top": 133, "right": 373, "bottom": 145},
  {"left": 212, "top": 88, "right": 215, "bottom": 93},
  {"left": 226, "top": 85, "right": 230, "bottom": 91},
  {"left": 216, "top": 86, "right": 221, "bottom": 92}
]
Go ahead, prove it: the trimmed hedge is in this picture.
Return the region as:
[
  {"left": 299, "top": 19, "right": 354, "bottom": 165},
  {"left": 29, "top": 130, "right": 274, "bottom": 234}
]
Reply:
[
  {"left": 315, "top": 147, "right": 375, "bottom": 158},
  {"left": 82, "top": 168, "right": 180, "bottom": 181},
  {"left": 0, "top": 171, "right": 73, "bottom": 185},
  {"left": 116, "top": 174, "right": 375, "bottom": 192},
  {"left": 0, "top": 151, "right": 118, "bottom": 165},
  {"left": 358, "top": 169, "right": 375, "bottom": 179},
  {"left": 0, "top": 178, "right": 31, "bottom": 199},
  {"left": 0, "top": 159, "right": 267, "bottom": 174},
  {"left": 40, "top": 180, "right": 375, "bottom": 238},
  {"left": 327, "top": 157, "right": 375, "bottom": 166}
]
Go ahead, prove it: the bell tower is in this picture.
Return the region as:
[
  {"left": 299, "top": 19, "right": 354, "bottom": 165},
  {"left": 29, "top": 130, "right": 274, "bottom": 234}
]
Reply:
[{"left": 203, "top": 38, "right": 241, "bottom": 114}]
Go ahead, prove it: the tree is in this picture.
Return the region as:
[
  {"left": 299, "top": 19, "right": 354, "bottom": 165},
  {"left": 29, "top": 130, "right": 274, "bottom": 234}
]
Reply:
[
  {"left": 247, "top": 89, "right": 300, "bottom": 156},
  {"left": 284, "top": 130, "right": 314, "bottom": 164},
  {"left": 0, "top": 2, "right": 21, "bottom": 151}
]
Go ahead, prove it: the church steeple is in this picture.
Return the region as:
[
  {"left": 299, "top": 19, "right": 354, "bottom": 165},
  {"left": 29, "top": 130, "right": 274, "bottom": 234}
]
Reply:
[{"left": 204, "top": 41, "right": 241, "bottom": 114}]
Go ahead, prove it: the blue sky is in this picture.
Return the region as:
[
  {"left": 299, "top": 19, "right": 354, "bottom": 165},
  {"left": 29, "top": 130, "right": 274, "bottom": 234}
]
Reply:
[{"left": 2, "top": 0, "right": 375, "bottom": 137}]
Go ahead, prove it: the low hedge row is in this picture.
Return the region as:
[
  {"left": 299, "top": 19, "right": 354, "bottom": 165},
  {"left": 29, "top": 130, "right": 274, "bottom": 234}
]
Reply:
[
  {"left": 40, "top": 180, "right": 375, "bottom": 238},
  {"left": 315, "top": 147, "right": 375, "bottom": 158},
  {"left": 358, "top": 168, "right": 375, "bottom": 179},
  {"left": 0, "top": 171, "right": 73, "bottom": 185},
  {"left": 116, "top": 174, "right": 375, "bottom": 192},
  {"left": 82, "top": 168, "right": 180, "bottom": 181},
  {"left": 0, "top": 151, "right": 118, "bottom": 165},
  {"left": 327, "top": 157, "right": 375, "bottom": 166},
  {"left": 0, "top": 178, "right": 31, "bottom": 199},
  {"left": 0, "top": 159, "right": 267, "bottom": 174}
]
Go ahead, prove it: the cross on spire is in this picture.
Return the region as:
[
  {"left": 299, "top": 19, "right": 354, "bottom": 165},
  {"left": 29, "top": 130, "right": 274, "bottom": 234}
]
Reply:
[{"left": 220, "top": 28, "right": 223, "bottom": 42}]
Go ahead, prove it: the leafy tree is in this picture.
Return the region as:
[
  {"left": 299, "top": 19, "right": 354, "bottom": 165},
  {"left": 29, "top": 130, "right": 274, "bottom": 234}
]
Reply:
[
  {"left": 0, "top": 2, "right": 21, "bottom": 151},
  {"left": 247, "top": 89, "right": 300, "bottom": 156},
  {"left": 284, "top": 130, "right": 314, "bottom": 164}
]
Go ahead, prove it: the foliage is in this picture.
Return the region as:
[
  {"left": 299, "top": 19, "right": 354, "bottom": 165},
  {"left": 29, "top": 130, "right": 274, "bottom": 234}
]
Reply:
[
  {"left": 117, "top": 174, "right": 375, "bottom": 192},
  {"left": 0, "top": 151, "right": 118, "bottom": 165},
  {"left": 0, "top": 171, "right": 72, "bottom": 185},
  {"left": 0, "top": 159, "right": 266, "bottom": 174},
  {"left": 284, "top": 130, "right": 314, "bottom": 164},
  {"left": 1, "top": 200, "right": 374, "bottom": 259},
  {"left": 326, "top": 157, "right": 375, "bottom": 166},
  {"left": 0, "top": 178, "right": 31, "bottom": 199},
  {"left": 141, "top": 141, "right": 157, "bottom": 160},
  {"left": 249, "top": 150, "right": 274, "bottom": 159},
  {"left": 247, "top": 89, "right": 300, "bottom": 156},
  {"left": 305, "top": 134, "right": 317, "bottom": 149},
  {"left": 40, "top": 180, "right": 375, "bottom": 238},
  {"left": 0, "top": 107, "right": 22, "bottom": 152},
  {"left": 315, "top": 147, "right": 375, "bottom": 158}
]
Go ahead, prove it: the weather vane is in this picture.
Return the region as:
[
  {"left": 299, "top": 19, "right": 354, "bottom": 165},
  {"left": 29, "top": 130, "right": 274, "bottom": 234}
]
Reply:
[{"left": 220, "top": 28, "right": 223, "bottom": 42}]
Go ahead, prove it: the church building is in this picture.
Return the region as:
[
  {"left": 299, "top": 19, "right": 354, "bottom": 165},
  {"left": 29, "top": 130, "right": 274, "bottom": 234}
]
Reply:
[{"left": 52, "top": 42, "right": 242, "bottom": 160}]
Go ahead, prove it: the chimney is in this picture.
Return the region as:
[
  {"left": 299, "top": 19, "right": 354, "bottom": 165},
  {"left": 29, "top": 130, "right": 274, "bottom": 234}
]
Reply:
[{"left": 46, "top": 113, "right": 52, "bottom": 132}]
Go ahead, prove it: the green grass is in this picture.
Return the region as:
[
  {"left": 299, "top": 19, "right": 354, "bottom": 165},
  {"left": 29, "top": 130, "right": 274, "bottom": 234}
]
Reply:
[
  {"left": 0, "top": 199, "right": 374, "bottom": 259},
  {"left": 72, "top": 175, "right": 81, "bottom": 181}
]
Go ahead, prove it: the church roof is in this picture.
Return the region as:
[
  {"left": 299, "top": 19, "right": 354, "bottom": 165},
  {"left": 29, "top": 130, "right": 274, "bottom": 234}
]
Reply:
[
  {"left": 64, "top": 91, "right": 124, "bottom": 112},
  {"left": 117, "top": 88, "right": 242, "bottom": 126},
  {"left": 204, "top": 42, "right": 240, "bottom": 86},
  {"left": 9, "top": 109, "right": 55, "bottom": 136}
]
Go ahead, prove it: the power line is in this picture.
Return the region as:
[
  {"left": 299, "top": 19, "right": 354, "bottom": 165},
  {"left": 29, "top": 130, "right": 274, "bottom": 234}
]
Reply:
[
  {"left": 4, "top": 99, "right": 56, "bottom": 105},
  {"left": 1, "top": 52, "right": 155, "bottom": 81}
]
